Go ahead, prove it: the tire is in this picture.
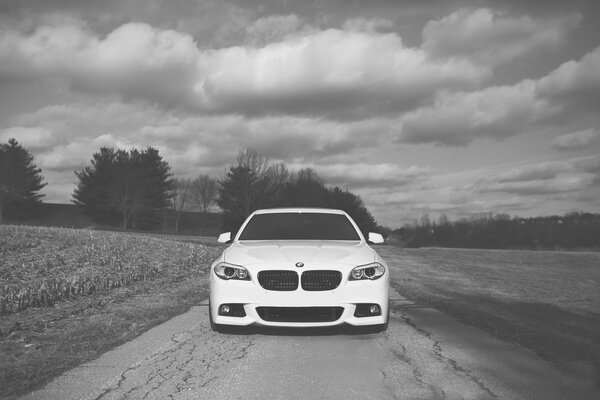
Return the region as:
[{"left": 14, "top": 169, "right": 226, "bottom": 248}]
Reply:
[
  {"left": 380, "top": 302, "right": 390, "bottom": 332},
  {"left": 368, "top": 306, "right": 389, "bottom": 333},
  {"left": 209, "top": 302, "right": 223, "bottom": 332},
  {"left": 378, "top": 320, "right": 389, "bottom": 332}
]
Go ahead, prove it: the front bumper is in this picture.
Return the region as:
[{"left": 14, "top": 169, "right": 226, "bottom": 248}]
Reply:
[{"left": 209, "top": 271, "right": 389, "bottom": 328}]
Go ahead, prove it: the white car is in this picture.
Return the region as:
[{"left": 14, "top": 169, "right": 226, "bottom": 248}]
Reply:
[{"left": 209, "top": 208, "right": 389, "bottom": 332}]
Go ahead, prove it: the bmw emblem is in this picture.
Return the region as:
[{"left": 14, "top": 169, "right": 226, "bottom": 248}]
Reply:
[{"left": 295, "top": 262, "right": 304, "bottom": 268}]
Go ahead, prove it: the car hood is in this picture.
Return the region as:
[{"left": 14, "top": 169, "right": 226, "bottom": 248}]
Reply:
[{"left": 223, "top": 241, "right": 375, "bottom": 267}]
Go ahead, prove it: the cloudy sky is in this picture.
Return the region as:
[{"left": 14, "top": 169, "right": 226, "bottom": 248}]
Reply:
[{"left": 1, "top": 0, "right": 599, "bottom": 228}]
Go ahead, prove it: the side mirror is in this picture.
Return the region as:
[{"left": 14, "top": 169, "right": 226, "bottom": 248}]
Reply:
[
  {"left": 217, "top": 232, "right": 232, "bottom": 244},
  {"left": 367, "top": 232, "right": 384, "bottom": 244}
]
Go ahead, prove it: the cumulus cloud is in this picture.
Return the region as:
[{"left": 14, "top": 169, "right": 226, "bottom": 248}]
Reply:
[
  {"left": 2, "top": 4, "right": 600, "bottom": 224},
  {"left": 399, "top": 80, "right": 555, "bottom": 145},
  {"left": 36, "top": 134, "right": 128, "bottom": 172},
  {"left": 138, "top": 113, "right": 398, "bottom": 165},
  {"left": 422, "top": 8, "right": 580, "bottom": 66},
  {"left": 481, "top": 157, "right": 598, "bottom": 196},
  {"left": 496, "top": 161, "right": 573, "bottom": 182},
  {"left": 244, "top": 14, "right": 311, "bottom": 46},
  {"left": 0, "top": 126, "right": 55, "bottom": 152},
  {"left": 0, "top": 20, "right": 201, "bottom": 106},
  {"left": 574, "top": 156, "right": 600, "bottom": 185},
  {"left": 9, "top": 102, "right": 173, "bottom": 149},
  {"left": 195, "top": 28, "right": 488, "bottom": 116},
  {"left": 305, "top": 163, "right": 433, "bottom": 188},
  {"left": 397, "top": 42, "right": 600, "bottom": 146},
  {"left": 4, "top": 99, "right": 401, "bottom": 175},
  {"left": 378, "top": 156, "right": 600, "bottom": 222},
  {"left": 537, "top": 46, "right": 600, "bottom": 108},
  {"left": 0, "top": 18, "right": 488, "bottom": 117},
  {"left": 484, "top": 176, "right": 593, "bottom": 195},
  {"left": 342, "top": 18, "right": 394, "bottom": 33},
  {"left": 552, "top": 128, "right": 600, "bottom": 150},
  {"left": 373, "top": 178, "right": 539, "bottom": 223}
]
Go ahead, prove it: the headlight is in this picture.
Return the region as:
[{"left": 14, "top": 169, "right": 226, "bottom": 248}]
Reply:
[
  {"left": 349, "top": 262, "right": 385, "bottom": 281},
  {"left": 214, "top": 262, "right": 251, "bottom": 281}
]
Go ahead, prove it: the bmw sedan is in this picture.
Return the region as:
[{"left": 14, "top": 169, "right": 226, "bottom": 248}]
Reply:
[{"left": 209, "top": 208, "right": 389, "bottom": 331}]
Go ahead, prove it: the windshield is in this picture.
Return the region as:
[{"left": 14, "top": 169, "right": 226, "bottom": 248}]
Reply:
[{"left": 238, "top": 212, "right": 362, "bottom": 241}]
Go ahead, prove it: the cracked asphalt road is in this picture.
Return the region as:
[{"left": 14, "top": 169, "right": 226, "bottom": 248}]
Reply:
[{"left": 21, "top": 286, "right": 599, "bottom": 399}]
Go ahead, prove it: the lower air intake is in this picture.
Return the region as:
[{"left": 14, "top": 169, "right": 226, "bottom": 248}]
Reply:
[{"left": 256, "top": 307, "right": 344, "bottom": 323}]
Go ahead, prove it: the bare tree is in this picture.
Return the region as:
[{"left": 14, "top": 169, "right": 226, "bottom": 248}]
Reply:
[
  {"left": 292, "top": 167, "right": 324, "bottom": 184},
  {"left": 108, "top": 175, "right": 138, "bottom": 230},
  {"left": 189, "top": 174, "right": 218, "bottom": 214},
  {"left": 170, "top": 178, "right": 191, "bottom": 233},
  {"left": 217, "top": 149, "right": 278, "bottom": 231},
  {"left": 264, "top": 162, "right": 291, "bottom": 204},
  {"left": 267, "top": 162, "right": 291, "bottom": 187},
  {"left": 235, "top": 148, "right": 271, "bottom": 177}
]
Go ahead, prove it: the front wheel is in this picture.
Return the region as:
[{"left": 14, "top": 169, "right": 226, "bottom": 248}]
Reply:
[
  {"left": 209, "top": 302, "right": 223, "bottom": 332},
  {"left": 376, "top": 320, "right": 389, "bottom": 332},
  {"left": 363, "top": 306, "right": 389, "bottom": 333},
  {"left": 379, "top": 304, "right": 390, "bottom": 332}
]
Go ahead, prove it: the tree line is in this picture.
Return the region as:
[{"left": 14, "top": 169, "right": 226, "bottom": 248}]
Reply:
[
  {"left": 0, "top": 139, "right": 377, "bottom": 235},
  {"left": 3, "top": 137, "right": 599, "bottom": 249},
  {"left": 216, "top": 149, "right": 378, "bottom": 235},
  {"left": 394, "top": 212, "right": 600, "bottom": 250},
  {"left": 71, "top": 146, "right": 379, "bottom": 235}
]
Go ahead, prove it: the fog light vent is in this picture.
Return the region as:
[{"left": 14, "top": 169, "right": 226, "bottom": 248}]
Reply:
[
  {"left": 354, "top": 303, "right": 382, "bottom": 317},
  {"left": 218, "top": 303, "right": 246, "bottom": 317}
]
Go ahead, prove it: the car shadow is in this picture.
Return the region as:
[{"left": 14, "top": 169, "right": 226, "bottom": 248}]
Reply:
[{"left": 216, "top": 324, "right": 385, "bottom": 337}]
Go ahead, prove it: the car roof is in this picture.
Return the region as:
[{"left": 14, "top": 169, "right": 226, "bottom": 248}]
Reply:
[{"left": 252, "top": 208, "right": 346, "bottom": 215}]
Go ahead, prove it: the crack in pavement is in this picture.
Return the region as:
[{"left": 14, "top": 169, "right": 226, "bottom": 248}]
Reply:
[
  {"left": 93, "top": 362, "right": 143, "bottom": 400},
  {"left": 380, "top": 317, "right": 449, "bottom": 400},
  {"left": 399, "top": 312, "right": 498, "bottom": 399},
  {"left": 132, "top": 331, "right": 198, "bottom": 398},
  {"left": 380, "top": 369, "right": 401, "bottom": 400},
  {"left": 23, "top": 289, "right": 600, "bottom": 399},
  {"left": 88, "top": 321, "right": 255, "bottom": 400},
  {"left": 432, "top": 340, "right": 498, "bottom": 399},
  {"left": 384, "top": 317, "right": 428, "bottom": 389}
]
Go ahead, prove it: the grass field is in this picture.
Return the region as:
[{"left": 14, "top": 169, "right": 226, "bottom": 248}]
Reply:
[
  {"left": 0, "top": 225, "right": 222, "bottom": 400},
  {"left": 379, "top": 246, "right": 600, "bottom": 385},
  {"left": 2, "top": 227, "right": 599, "bottom": 398}
]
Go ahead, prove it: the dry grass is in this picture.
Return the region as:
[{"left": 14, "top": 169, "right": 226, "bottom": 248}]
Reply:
[
  {"left": 0, "top": 225, "right": 222, "bottom": 400},
  {"left": 4, "top": 228, "right": 599, "bottom": 397},
  {"left": 380, "top": 247, "right": 600, "bottom": 385},
  {"left": 0, "top": 226, "right": 216, "bottom": 314}
]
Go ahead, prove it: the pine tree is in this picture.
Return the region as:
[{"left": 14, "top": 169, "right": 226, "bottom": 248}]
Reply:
[
  {"left": 328, "top": 187, "right": 377, "bottom": 236},
  {"left": 279, "top": 168, "right": 330, "bottom": 207},
  {"left": 72, "top": 147, "right": 122, "bottom": 224},
  {"left": 73, "top": 147, "right": 174, "bottom": 229},
  {"left": 0, "top": 138, "right": 47, "bottom": 223},
  {"left": 217, "top": 166, "right": 268, "bottom": 232}
]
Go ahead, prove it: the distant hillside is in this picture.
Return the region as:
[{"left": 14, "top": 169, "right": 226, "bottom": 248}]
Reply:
[
  {"left": 11, "top": 203, "right": 223, "bottom": 236},
  {"left": 25, "top": 203, "right": 96, "bottom": 228},
  {"left": 394, "top": 212, "right": 600, "bottom": 250}
]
